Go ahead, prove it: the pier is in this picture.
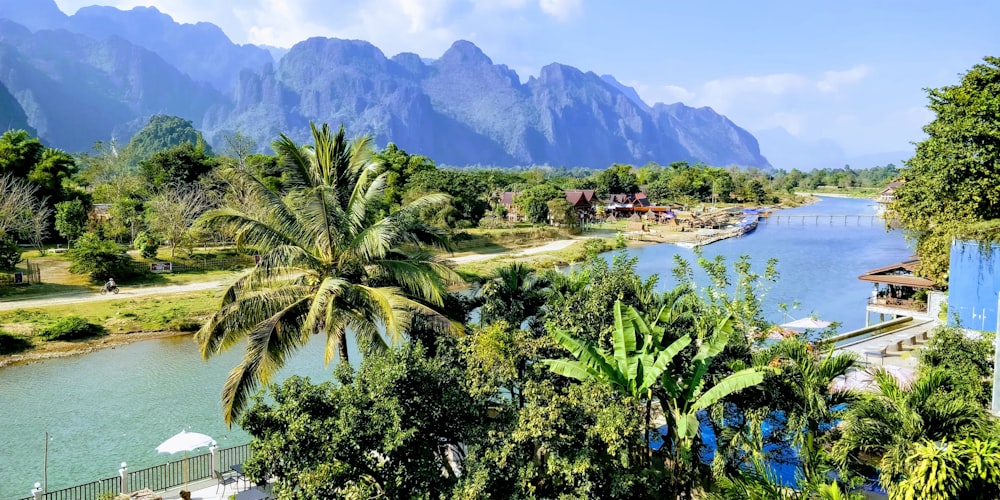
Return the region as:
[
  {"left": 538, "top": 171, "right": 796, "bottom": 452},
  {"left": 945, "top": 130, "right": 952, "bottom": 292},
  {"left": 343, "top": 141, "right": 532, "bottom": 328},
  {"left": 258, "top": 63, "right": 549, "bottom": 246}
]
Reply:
[{"left": 761, "top": 214, "right": 880, "bottom": 225}]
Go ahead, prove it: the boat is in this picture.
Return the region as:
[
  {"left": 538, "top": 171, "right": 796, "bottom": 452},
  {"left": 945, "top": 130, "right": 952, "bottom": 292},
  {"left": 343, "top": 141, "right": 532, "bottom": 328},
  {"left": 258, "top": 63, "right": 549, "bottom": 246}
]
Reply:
[{"left": 733, "top": 216, "right": 759, "bottom": 236}]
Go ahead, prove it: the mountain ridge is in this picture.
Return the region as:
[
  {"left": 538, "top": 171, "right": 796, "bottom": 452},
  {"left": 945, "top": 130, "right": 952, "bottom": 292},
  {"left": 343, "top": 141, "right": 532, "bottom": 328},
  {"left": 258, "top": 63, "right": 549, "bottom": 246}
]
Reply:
[{"left": 0, "top": 1, "right": 771, "bottom": 169}]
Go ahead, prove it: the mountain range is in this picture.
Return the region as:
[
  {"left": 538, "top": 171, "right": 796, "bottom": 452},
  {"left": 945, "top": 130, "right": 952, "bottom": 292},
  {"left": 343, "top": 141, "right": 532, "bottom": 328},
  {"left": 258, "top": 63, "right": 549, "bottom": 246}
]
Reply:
[{"left": 0, "top": 0, "right": 771, "bottom": 169}]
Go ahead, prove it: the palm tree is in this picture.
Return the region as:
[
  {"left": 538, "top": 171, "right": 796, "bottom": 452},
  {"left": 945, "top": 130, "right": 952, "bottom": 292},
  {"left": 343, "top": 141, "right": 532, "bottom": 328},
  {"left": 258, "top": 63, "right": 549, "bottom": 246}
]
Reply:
[
  {"left": 476, "top": 262, "right": 550, "bottom": 330},
  {"left": 761, "top": 339, "right": 858, "bottom": 481},
  {"left": 833, "top": 368, "right": 992, "bottom": 488},
  {"left": 196, "top": 123, "right": 461, "bottom": 425}
]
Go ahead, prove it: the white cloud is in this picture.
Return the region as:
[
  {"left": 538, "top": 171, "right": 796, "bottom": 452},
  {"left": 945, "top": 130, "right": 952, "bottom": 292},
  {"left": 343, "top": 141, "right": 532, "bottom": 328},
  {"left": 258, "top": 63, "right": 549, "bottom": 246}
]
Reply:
[
  {"left": 817, "top": 65, "right": 870, "bottom": 93},
  {"left": 538, "top": 0, "right": 582, "bottom": 22}
]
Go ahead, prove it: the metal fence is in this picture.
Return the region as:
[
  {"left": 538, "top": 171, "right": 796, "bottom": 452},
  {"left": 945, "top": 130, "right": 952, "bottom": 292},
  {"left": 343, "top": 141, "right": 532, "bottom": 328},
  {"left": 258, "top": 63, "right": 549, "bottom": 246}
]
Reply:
[
  {"left": 15, "top": 444, "right": 249, "bottom": 500},
  {"left": 128, "top": 452, "right": 212, "bottom": 491}
]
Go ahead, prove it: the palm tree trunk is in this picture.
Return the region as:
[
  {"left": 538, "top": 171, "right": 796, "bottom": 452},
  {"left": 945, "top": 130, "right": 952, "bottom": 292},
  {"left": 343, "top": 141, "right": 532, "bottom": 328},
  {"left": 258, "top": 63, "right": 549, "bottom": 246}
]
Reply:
[{"left": 645, "top": 393, "right": 652, "bottom": 468}]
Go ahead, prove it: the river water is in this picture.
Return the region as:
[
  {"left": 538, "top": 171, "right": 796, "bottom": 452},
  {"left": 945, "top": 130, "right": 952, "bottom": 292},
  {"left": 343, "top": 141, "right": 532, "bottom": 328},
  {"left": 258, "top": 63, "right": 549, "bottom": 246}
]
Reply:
[{"left": 0, "top": 196, "right": 910, "bottom": 498}]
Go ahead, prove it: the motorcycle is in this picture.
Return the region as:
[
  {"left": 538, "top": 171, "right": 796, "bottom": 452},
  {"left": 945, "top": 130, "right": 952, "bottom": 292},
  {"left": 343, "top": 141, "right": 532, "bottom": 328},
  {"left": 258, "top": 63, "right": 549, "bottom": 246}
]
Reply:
[{"left": 100, "top": 285, "right": 120, "bottom": 295}]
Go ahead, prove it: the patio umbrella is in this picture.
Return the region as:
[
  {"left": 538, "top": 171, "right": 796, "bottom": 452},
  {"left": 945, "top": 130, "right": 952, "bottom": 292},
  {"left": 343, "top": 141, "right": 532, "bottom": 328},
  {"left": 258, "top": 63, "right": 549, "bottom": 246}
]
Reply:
[
  {"left": 779, "top": 317, "right": 832, "bottom": 330},
  {"left": 156, "top": 430, "right": 216, "bottom": 490},
  {"left": 830, "top": 366, "right": 916, "bottom": 393}
]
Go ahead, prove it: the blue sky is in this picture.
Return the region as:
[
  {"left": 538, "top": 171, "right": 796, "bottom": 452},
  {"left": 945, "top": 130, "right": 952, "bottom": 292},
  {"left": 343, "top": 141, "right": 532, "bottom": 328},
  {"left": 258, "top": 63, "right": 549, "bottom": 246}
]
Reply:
[{"left": 51, "top": 0, "right": 1000, "bottom": 168}]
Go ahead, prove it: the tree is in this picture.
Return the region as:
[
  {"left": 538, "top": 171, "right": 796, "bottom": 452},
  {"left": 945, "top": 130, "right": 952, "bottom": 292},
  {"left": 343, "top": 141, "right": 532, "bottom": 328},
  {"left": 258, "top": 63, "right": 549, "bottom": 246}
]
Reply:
[
  {"left": 195, "top": 122, "right": 461, "bottom": 424},
  {"left": 918, "top": 325, "right": 993, "bottom": 407},
  {"left": 138, "top": 142, "right": 216, "bottom": 192},
  {"left": 546, "top": 197, "right": 576, "bottom": 227},
  {"left": 54, "top": 198, "right": 90, "bottom": 246},
  {"left": 514, "top": 183, "right": 563, "bottom": 224},
  {"left": 28, "top": 148, "right": 76, "bottom": 203},
  {"left": 0, "top": 175, "right": 44, "bottom": 238},
  {"left": 756, "top": 339, "right": 858, "bottom": 482},
  {"left": 241, "top": 343, "right": 479, "bottom": 499},
  {"left": 889, "top": 57, "right": 1000, "bottom": 284},
  {"left": 833, "top": 368, "right": 992, "bottom": 488},
  {"left": 145, "top": 184, "right": 212, "bottom": 258},
  {"left": 476, "top": 263, "right": 549, "bottom": 330},
  {"left": 67, "top": 232, "right": 140, "bottom": 282},
  {"left": 132, "top": 231, "right": 159, "bottom": 259},
  {"left": 597, "top": 164, "right": 640, "bottom": 196},
  {"left": 0, "top": 129, "right": 44, "bottom": 179},
  {"left": 126, "top": 115, "right": 213, "bottom": 164}
]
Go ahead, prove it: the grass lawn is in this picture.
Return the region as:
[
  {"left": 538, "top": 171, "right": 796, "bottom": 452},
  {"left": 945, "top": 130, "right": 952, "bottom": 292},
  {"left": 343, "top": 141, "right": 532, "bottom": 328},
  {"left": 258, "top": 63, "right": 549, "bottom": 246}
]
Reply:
[{"left": 0, "top": 289, "right": 221, "bottom": 337}]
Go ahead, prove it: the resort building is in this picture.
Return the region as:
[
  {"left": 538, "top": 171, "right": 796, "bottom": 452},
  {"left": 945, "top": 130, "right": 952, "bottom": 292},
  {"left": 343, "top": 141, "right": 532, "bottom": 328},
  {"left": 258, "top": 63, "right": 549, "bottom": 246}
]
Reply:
[{"left": 858, "top": 258, "right": 943, "bottom": 327}]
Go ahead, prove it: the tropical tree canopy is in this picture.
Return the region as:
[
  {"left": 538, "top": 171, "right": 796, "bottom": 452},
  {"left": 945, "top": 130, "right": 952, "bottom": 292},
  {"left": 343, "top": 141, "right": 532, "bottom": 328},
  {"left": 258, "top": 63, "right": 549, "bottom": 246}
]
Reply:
[
  {"left": 890, "top": 56, "right": 1000, "bottom": 283},
  {"left": 195, "top": 122, "right": 461, "bottom": 424}
]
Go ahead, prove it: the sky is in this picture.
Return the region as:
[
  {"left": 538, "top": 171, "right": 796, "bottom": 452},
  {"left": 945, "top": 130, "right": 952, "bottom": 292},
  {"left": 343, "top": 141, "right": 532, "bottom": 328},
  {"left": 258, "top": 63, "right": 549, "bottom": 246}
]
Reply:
[{"left": 50, "top": 0, "right": 1000, "bottom": 167}]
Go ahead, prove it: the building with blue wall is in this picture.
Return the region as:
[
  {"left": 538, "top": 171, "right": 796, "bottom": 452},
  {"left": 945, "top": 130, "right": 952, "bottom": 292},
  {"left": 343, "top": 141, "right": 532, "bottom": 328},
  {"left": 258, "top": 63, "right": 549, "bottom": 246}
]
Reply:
[{"left": 948, "top": 239, "right": 1000, "bottom": 332}]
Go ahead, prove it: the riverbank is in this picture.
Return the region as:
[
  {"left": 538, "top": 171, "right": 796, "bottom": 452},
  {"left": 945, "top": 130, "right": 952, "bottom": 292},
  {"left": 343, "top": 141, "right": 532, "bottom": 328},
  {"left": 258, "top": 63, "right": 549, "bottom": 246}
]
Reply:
[{"left": 0, "top": 329, "right": 192, "bottom": 368}]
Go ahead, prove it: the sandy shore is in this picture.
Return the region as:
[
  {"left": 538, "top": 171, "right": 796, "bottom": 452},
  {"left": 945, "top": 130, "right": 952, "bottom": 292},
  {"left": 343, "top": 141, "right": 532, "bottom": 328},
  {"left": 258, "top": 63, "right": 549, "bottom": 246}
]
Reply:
[{"left": 0, "top": 329, "right": 192, "bottom": 368}]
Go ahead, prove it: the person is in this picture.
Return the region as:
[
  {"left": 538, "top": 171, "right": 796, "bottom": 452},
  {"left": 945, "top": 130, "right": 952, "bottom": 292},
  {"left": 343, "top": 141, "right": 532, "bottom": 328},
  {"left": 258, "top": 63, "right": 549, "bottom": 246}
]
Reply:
[{"left": 105, "top": 277, "right": 116, "bottom": 291}]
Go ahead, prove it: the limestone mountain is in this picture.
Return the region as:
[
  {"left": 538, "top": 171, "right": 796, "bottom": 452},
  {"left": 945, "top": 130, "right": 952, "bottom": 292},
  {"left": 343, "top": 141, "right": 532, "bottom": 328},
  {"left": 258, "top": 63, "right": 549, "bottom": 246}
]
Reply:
[{"left": 0, "top": 1, "right": 770, "bottom": 168}]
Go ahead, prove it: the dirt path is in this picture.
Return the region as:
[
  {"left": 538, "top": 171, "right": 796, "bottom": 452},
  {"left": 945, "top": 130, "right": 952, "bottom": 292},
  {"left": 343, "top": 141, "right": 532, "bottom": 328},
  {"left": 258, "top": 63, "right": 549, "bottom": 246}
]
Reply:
[
  {"left": 0, "top": 280, "right": 227, "bottom": 312},
  {"left": 447, "top": 239, "right": 581, "bottom": 264}
]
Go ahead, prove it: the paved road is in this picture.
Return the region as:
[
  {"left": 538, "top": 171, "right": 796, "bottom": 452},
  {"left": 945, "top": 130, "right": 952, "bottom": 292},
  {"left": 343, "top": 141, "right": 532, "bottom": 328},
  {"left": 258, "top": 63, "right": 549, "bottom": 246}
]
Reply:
[
  {"left": 0, "top": 280, "right": 227, "bottom": 311},
  {"left": 0, "top": 239, "right": 586, "bottom": 311}
]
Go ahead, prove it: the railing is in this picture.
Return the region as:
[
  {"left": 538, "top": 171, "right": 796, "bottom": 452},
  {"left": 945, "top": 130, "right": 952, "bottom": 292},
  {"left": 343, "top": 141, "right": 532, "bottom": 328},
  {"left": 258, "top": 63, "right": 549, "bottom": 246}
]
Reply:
[
  {"left": 16, "top": 444, "right": 250, "bottom": 499},
  {"left": 129, "top": 452, "right": 212, "bottom": 491},
  {"left": 16, "top": 476, "right": 119, "bottom": 500},
  {"left": 868, "top": 296, "right": 927, "bottom": 312},
  {"left": 217, "top": 444, "right": 250, "bottom": 473}
]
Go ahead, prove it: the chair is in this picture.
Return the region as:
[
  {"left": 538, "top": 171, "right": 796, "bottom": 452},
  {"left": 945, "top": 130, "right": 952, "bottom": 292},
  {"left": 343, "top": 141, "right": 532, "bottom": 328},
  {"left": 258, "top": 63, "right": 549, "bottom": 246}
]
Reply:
[{"left": 215, "top": 470, "right": 240, "bottom": 494}]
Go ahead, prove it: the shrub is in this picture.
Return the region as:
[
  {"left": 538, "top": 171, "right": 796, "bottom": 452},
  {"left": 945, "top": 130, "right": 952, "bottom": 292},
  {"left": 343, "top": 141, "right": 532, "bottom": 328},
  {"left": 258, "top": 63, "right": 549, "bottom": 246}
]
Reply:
[
  {"left": 68, "top": 232, "right": 143, "bottom": 282},
  {"left": 133, "top": 231, "right": 160, "bottom": 259},
  {"left": 0, "top": 235, "right": 22, "bottom": 271},
  {"left": 0, "top": 330, "right": 31, "bottom": 354},
  {"left": 37, "top": 316, "right": 106, "bottom": 341}
]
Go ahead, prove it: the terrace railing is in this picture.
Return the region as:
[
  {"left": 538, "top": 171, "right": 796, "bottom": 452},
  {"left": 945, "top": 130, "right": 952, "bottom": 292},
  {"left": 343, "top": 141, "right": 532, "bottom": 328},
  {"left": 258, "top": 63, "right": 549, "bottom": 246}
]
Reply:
[{"left": 17, "top": 444, "right": 249, "bottom": 500}]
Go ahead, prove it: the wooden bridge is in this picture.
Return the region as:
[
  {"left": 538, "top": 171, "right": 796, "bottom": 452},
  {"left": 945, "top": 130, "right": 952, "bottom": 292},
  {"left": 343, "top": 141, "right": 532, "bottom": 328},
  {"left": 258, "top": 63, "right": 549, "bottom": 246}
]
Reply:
[{"left": 761, "top": 214, "right": 881, "bottom": 225}]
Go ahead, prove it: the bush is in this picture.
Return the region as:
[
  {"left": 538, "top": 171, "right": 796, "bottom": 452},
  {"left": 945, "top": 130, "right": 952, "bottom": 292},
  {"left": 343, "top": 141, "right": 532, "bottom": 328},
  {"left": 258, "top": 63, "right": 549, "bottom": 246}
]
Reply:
[
  {"left": 68, "top": 232, "right": 143, "bottom": 282},
  {"left": 167, "top": 318, "right": 202, "bottom": 332},
  {"left": 0, "top": 330, "right": 31, "bottom": 354},
  {"left": 37, "top": 316, "right": 106, "bottom": 341},
  {"left": 133, "top": 231, "right": 160, "bottom": 259},
  {"left": 0, "top": 235, "right": 22, "bottom": 271}
]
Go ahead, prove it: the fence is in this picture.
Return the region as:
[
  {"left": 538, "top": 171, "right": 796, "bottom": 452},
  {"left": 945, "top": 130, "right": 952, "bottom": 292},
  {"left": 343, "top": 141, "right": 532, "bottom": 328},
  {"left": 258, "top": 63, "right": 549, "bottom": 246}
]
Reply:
[
  {"left": 17, "top": 444, "right": 249, "bottom": 500},
  {"left": 0, "top": 261, "right": 41, "bottom": 287}
]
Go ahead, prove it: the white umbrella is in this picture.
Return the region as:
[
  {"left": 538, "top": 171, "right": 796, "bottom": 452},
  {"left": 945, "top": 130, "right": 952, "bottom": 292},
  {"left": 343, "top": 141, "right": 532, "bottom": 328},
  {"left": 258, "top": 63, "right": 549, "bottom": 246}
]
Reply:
[
  {"left": 156, "top": 430, "right": 216, "bottom": 490},
  {"left": 780, "top": 317, "right": 832, "bottom": 330}
]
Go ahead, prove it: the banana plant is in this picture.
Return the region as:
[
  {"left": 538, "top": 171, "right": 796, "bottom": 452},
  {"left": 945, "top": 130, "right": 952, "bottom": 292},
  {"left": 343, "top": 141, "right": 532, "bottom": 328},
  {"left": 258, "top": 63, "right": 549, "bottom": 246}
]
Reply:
[
  {"left": 546, "top": 300, "right": 691, "bottom": 461},
  {"left": 657, "top": 312, "right": 764, "bottom": 499}
]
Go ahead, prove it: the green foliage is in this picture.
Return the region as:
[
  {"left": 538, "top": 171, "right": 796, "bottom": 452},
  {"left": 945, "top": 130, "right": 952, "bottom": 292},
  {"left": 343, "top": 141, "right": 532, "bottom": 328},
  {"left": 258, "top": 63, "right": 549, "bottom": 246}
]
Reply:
[
  {"left": 0, "top": 329, "right": 31, "bottom": 354},
  {"left": 132, "top": 231, "right": 159, "bottom": 259},
  {"left": 0, "top": 234, "right": 21, "bottom": 270},
  {"left": 833, "top": 368, "right": 993, "bottom": 488},
  {"left": 891, "top": 438, "right": 1000, "bottom": 500},
  {"left": 37, "top": 316, "right": 106, "bottom": 341},
  {"left": 67, "top": 232, "right": 139, "bottom": 282},
  {"left": 514, "top": 183, "right": 563, "bottom": 224},
  {"left": 28, "top": 148, "right": 76, "bottom": 203},
  {"left": 242, "top": 343, "right": 479, "bottom": 499},
  {"left": 139, "top": 142, "right": 217, "bottom": 191},
  {"left": 890, "top": 57, "right": 1000, "bottom": 284},
  {"left": 456, "top": 379, "right": 657, "bottom": 499},
  {"left": 54, "top": 198, "right": 90, "bottom": 244},
  {"left": 0, "top": 129, "right": 44, "bottom": 178},
  {"left": 918, "top": 325, "right": 994, "bottom": 407},
  {"left": 126, "top": 115, "right": 213, "bottom": 164},
  {"left": 196, "top": 122, "right": 459, "bottom": 425},
  {"left": 597, "top": 163, "right": 640, "bottom": 196}
]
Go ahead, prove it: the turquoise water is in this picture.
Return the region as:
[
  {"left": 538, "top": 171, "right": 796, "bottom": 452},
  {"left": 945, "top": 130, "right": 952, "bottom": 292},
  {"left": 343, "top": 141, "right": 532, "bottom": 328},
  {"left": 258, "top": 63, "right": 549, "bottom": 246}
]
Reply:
[
  {"left": 0, "top": 196, "right": 908, "bottom": 498},
  {"left": 620, "top": 196, "right": 910, "bottom": 332},
  {"left": 0, "top": 332, "right": 359, "bottom": 498}
]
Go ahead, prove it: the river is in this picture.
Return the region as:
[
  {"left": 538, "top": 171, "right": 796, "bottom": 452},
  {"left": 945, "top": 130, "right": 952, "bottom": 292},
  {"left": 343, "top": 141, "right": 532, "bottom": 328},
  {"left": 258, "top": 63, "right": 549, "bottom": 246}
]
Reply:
[{"left": 0, "top": 196, "right": 910, "bottom": 498}]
